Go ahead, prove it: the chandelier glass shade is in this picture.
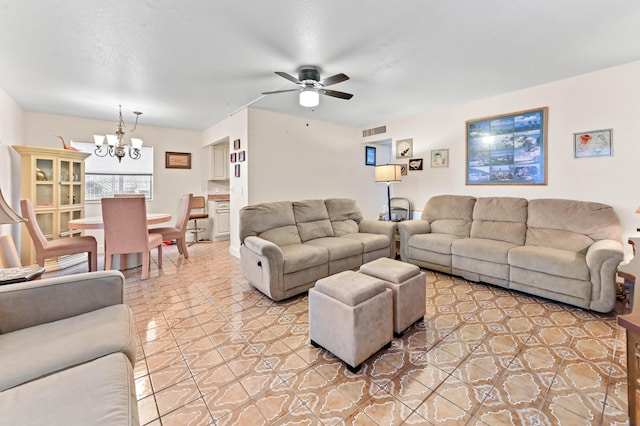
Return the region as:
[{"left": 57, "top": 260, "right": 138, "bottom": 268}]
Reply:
[{"left": 94, "top": 105, "right": 143, "bottom": 162}]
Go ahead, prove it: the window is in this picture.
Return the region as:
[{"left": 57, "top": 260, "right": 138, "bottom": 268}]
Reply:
[{"left": 71, "top": 141, "right": 154, "bottom": 201}]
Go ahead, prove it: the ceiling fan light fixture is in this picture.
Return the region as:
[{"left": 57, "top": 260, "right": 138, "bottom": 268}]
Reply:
[{"left": 299, "top": 89, "right": 319, "bottom": 107}]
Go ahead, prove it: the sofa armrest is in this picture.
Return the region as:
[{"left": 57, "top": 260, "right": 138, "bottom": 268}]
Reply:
[
  {"left": 586, "top": 239, "right": 625, "bottom": 312},
  {"left": 0, "top": 270, "right": 125, "bottom": 334},
  {"left": 243, "top": 236, "right": 284, "bottom": 266},
  {"left": 359, "top": 220, "right": 397, "bottom": 258},
  {"left": 397, "top": 220, "right": 431, "bottom": 261}
]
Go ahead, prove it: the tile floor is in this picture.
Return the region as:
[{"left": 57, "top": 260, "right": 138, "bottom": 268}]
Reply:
[{"left": 46, "top": 241, "right": 630, "bottom": 425}]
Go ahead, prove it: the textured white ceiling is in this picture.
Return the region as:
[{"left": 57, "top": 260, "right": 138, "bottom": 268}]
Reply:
[{"left": 0, "top": 1, "right": 639, "bottom": 131}]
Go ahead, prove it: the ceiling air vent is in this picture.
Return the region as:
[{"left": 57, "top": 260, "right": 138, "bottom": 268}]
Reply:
[{"left": 362, "top": 125, "right": 386, "bottom": 138}]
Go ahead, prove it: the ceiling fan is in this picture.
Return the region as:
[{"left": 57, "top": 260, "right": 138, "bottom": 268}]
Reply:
[{"left": 262, "top": 66, "right": 353, "bottom": 107}]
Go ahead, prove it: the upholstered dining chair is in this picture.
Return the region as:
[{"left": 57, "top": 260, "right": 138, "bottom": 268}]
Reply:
[
  {"left": 20, "top": 198, "right": 98, "bottom": 271},
  {"left": 149, "top": 193, "right": 192, "bottom": 259},
  {"left": 187, "top": 195, "right": 209, "bottom": 246},
  {"left": 101, "top": 197, "right": 162, "bottom": 280},
  {"left": 114, "top": 194, "right": 145, "bottom": 198}
]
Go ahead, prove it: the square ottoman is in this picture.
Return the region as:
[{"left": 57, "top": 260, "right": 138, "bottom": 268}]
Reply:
[
  {"left": 309, "top": 270, "right": 393, "bottom": 372},
  {"left": 360, "top": 257, "right": 426, "bottom": 336}
]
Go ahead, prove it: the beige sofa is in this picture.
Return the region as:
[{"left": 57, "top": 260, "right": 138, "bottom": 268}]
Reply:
[
  {"left": 398, "top": 195, "right": 624, "bottom": 313},
  {"left": 240, "top": 198, "right": 396, "bottom": 301},
  {"left": 0, "top": 271, "right": 139, "bottom": 425}
]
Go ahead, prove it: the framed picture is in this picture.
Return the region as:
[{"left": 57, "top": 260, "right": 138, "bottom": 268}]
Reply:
[
  {"left": 431, "top": 149, "right": 449, "bottom": 168},
  {"left": 230, "top": 152, "right": 237, "bottom": 163},
  {"left": 233, "top": 139, "right": 241, "bottom": 150},
  {"left": 234, "top": 164, "right": 240, "bottom": 177},
  {"left": 165, "top": 151, "right": 191, "bottom": 169},
  {"left": 466, "top": 107, "right": 547, "bottom": 185},
  {"left": 574, "top": 129, "right": 612, "bottom": 158},
  {"left": 400, "top": 164, "right": 408, "bottom": 176},
  {"left": 396, "top": 138, "right": 413, "bottom": 159},
  {"left": 409, "top": 158, "right": 424, "bottom": 170},
  {"left": 238, "top": 151, "right": 246, "bottom": 162},
  {"left": 365, "top": 146, "right": 376, "bottom": 166}
]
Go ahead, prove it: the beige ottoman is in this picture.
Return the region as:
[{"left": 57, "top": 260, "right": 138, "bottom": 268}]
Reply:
[
  {"left": 309, "top": 270, "right": 393, "bottom": 372},
  {"left": 360, "top": 257, "right": 426, "bottom": 336}
]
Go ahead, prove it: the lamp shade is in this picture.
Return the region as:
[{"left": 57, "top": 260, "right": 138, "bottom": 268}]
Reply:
[
  {"left": 0, "top": 188, "right": 24, "bottom": 224},
  {"left": 375, "top": 164, "right": 402, "bottom": 183},
  {"left": 299, "top": 89, "right": 319, "bottom": 107}
]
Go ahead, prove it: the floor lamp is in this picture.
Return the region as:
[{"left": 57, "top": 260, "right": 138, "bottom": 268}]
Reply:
[
  {"left": 375, "top": 164, "right": 402, "bottom": 221},
  {"left": 0, "top": 187, "right": 24, "bottom": 268}
]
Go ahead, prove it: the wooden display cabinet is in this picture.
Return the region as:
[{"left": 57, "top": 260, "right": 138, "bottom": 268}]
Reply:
[{"left": 12, "top": 146, "right": 90, "bottom": 270}]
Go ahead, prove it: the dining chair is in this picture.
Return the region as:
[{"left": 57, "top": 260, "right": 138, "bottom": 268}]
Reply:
[
  {"left": 149, "top": 194, "right": 192, "bottom": 259},
  {"left": 187, "top": 196, "right": 209, "bottom": 246},
  {"left": 20, "top": 198, "right": 98, "bottom": 271},
  {"left": 114, "top": 194, "right": 146, "bottom": 198},
  {"left": 101, "top": 197, "right": 162, "bottom": 280}
]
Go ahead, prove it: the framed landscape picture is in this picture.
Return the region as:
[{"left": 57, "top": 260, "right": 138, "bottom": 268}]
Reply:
[{"left": 466, "top": 107, "right": 547, "bottom": 185}]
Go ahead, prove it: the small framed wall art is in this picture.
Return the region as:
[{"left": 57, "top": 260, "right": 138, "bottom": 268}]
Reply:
[
  {"left": 431, "top": 149, "right": 449, "bottom": 168},
  {"left": 238, "top": 151, "right": 246, "bottom": 162},
  {"left": 365, "top": 146, "right": 376, "bottom": 166},
  {"left": 233, "top": 139, "right": 241, "bottom": 150},
  {"left": 396, "top": 138, "right": 413, "bottom": 159},
  {"left": 234, "top": 164, "right": 240, "bottom": 177},
  {"left": 409, "top": 158, "right": 424, "bottom": 170},
  {"left": 230, "top": 152, "right": 237, "bottom": 163},
  {"left": 574, "top": 129, "right": 612, "bottom": 158},
  {"left": 165, "top": 151, "right": 191, "bottom": 169}
]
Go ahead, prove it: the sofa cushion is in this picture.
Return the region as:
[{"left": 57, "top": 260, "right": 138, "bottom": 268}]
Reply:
[
  {"left": 339, "top": 233, "right": 390, "bottom": 253},
  {"left": 0, "top": 304, "right": 135, "bottom": 392},
  {"left": 470, "top": 197, "right": 527, "bottom": 245},
  {"left": 240, "top": 201, "right": 301, "bottom": 245},
  {"left": 509, "top": 245, "right": 590, "bottom": 281},
  {"left": 451, "top": 238, "right": 518, "bottom": 263},
  {"left": 259, "top": 225, "right": 302, "bottom": 247},
  {"left": 421, "top": 195, "right": 475, "bottom": 237},
  {"left": 281, "top": 244, "right": 329, "bottom": 274},
  {"left": 325, "top": 198, "right": 364, "bottom": 236},
  {"left": 409, "top": 233, "right": 463, "bottom": 255},
  {"left": 293, "top": 200, "right": 335, "bottom": 242},
  {"left": 526, "top": 199, "right": 622, "bottom": 253},
  {"left": 0, "top": 352, "right": 138, "bottom": 426},
  {"left": 304, "top": 237, "right": 363, "bottom": 261}
]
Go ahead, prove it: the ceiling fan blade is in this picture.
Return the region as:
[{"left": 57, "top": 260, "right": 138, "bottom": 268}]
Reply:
[
  {"left": 319, "top": 89, "right": 353, "bottom": 100},
  {"left": 319, "top": 73, "right": 349, "bottom": 87},
  {"left": 261, "top": 88, "right": 301, "bottom": 95},
  {"left": 274, "top": 71, "right": 301, "bottom": 85}
]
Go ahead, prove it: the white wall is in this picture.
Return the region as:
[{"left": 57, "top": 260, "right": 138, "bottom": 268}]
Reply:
[
  {"left": 23, "top": 112, "right": 203, "bottom": 249},
  {"left": 202, "top": 108, "right": 248, "bottom": 256},
  {"left": 247, "top": 108, "right": 384, "bottom": 216},
  {"left": 364, "top": 60, "right": 640, "bottom": 257},
  {"left": 0, "top": 88, "right": 25, "bottom": 251}
]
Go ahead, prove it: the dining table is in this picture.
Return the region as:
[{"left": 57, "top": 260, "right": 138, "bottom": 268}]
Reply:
[{"left": 68, "top": 213, "right": 172, "bottom": 270}]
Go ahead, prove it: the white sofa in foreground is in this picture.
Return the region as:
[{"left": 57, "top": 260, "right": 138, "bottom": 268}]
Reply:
[{"left": 0, "top": 271, "right": 139, "bottom": 425}]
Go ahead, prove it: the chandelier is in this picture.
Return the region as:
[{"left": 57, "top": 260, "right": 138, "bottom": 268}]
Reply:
[{"left": 93, "top": 105, "right": 143, "bottom": 162}]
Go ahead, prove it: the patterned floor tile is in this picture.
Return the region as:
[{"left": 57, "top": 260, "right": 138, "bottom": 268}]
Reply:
[{"left": 44, "top": 242, "right": 630, "bottom": 425}]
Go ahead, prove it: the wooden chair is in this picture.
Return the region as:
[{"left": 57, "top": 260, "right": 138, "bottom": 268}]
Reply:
[
  {"left": 101, "top": 197, "right": 162, "bottom": 280},
  {"left": 149, "top": 194, "right": 192, "bottom": 258},
  {"left": 187, "top": 196, "right": 209, "bottom": 245},
  {"left": 20, "top": 198, "right": 98, "bottom": 271}
]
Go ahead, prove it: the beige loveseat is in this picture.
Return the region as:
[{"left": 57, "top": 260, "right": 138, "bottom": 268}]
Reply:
[
  {"left": 0, "top": 271, "right": 139, "bottom": 425},
  {"left": 240, "top": 198, "right": 396, "bottom": 301},
  {"left": 398, "top": 195, "right": 624, "bottom": 313}
]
